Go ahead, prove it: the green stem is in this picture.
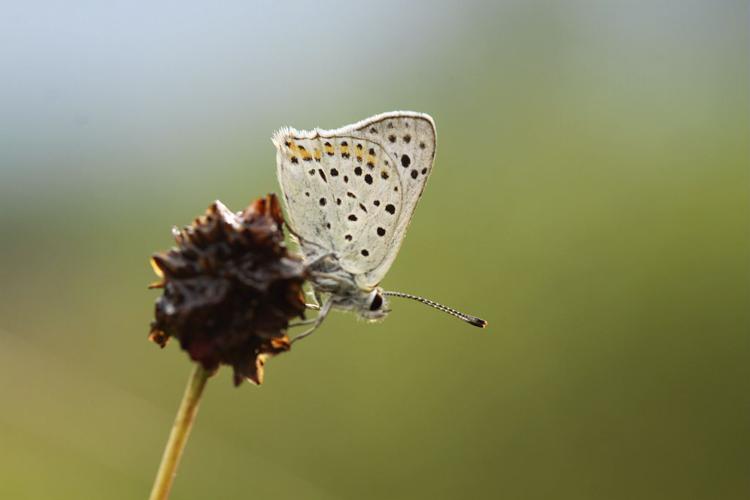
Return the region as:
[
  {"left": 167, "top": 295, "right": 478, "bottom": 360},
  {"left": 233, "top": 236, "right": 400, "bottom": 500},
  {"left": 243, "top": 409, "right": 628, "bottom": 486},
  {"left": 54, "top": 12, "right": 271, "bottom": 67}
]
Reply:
[{"left": 149, "top": 364, "right": 210, "bottom": 500}]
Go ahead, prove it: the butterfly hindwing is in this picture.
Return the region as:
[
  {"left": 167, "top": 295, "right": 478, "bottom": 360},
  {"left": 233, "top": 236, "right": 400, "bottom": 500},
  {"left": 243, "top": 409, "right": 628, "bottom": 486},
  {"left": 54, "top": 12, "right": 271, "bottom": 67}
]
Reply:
[{"left": 352, "top": 113, "right": 436, "bottom": 287}]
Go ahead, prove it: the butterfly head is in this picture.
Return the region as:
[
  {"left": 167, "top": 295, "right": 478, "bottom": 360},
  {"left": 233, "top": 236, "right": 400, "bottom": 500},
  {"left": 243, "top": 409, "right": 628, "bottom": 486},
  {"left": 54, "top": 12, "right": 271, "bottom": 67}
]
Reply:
[{"left": 360, "top": 287, "right": 390, "bottom": 322}]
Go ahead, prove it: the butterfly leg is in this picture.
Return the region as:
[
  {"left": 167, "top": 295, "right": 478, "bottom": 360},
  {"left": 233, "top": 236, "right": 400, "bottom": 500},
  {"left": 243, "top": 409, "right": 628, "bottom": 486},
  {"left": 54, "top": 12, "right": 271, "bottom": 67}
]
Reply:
[
  {"left": 291, "top": 299, "right": 333, "bottom": 344},
  {"left": 309, "top": 271, "right": 350, "bottom": 289},
  {"left": 313, "top": 288, "right": 324, "bottom": 307},
  {"left": 290, "top": 292, "right": 325, "bottom": 327},
  {"left": 288, "top": 317, "right": 318, "bottom": 328}
]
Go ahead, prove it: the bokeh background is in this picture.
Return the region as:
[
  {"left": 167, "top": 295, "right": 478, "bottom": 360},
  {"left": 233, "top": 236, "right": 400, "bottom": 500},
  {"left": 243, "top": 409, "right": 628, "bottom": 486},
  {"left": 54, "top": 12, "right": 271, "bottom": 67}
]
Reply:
[{"left": 1, "top": 1, "right": 748, "bottom": 499}]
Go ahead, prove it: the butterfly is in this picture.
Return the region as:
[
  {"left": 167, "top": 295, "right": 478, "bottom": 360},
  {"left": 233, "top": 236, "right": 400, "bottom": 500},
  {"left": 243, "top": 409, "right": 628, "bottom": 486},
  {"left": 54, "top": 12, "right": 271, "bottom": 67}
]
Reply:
[{"left": 273, "top": 111, "right": 486, "bottom": 341}]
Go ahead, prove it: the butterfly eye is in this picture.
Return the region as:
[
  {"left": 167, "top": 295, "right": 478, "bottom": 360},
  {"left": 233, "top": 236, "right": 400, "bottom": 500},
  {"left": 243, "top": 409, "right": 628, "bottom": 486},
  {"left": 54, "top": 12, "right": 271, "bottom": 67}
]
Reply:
[{"left": 369, "top": 292, "right": 384, "bottom": 311}]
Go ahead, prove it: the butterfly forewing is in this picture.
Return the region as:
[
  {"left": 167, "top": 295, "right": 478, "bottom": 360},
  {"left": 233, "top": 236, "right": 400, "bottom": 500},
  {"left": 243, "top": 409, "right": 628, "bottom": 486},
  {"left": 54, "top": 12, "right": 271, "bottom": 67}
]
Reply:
[
  {"left": 275, "top": 134, "right": 403, "bottom": 270},
  {"left": 274, "top": 111, "right": 435, "bottom": 288}
]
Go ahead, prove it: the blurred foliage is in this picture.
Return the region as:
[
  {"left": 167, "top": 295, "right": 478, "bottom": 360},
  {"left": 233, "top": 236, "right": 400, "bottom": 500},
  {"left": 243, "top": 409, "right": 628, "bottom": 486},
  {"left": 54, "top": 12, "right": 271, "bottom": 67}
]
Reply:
[{"left": 0, "top": 1, "right": 748, "bottom": 499}]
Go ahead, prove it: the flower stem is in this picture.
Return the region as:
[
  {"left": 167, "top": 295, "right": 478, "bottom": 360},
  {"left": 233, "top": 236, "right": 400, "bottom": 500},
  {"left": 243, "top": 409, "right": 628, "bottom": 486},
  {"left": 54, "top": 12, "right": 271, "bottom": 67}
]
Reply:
[{"left": 149, "top": 364, "right": 210, "bottom": 500}]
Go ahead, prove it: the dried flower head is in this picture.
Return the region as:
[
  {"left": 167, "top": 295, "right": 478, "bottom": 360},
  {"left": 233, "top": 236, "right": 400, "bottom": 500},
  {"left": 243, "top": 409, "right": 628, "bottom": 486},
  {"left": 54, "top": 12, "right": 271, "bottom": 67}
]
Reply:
[{"left": 149, "top": 194, "right": 307, "bottom": 385}]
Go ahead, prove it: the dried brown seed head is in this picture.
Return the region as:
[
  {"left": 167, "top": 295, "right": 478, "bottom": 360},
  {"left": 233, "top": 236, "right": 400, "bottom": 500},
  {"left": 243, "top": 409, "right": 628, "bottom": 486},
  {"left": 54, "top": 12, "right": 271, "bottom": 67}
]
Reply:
[{"left": 149, "top": 194, "right": 307, "bottom": 385}]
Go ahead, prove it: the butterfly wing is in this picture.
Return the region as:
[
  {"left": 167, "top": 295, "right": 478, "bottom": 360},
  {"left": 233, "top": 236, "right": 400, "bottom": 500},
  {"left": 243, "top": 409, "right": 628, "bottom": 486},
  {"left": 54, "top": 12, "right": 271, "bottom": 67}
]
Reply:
[
  {"left": 274, "top": 111, "right": 436, "bottom": 289},
  {"left": 274, "top": 133, "right": 403, "bottom": 272}
]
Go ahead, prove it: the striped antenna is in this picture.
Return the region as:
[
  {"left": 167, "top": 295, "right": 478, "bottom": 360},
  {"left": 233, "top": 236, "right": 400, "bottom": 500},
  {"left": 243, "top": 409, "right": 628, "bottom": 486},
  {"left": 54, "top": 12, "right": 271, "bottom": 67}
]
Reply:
[{"left": 383, "top": 291, "right": 487, "bottom": 328}]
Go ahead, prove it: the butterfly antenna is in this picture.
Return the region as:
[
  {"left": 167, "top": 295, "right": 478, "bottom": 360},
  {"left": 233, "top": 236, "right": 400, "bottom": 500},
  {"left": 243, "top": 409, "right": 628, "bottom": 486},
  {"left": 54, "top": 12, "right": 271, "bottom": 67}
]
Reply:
[{"left": 382, "top": 291, "right": 488, "bottom": 328}]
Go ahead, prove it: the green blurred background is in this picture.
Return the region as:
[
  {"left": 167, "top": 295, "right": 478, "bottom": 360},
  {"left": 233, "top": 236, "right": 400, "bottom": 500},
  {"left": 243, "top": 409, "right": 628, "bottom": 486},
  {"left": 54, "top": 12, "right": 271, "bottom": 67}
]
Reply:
[{"left": 1, "top": 1, "right": 748, "bottom": 499}]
